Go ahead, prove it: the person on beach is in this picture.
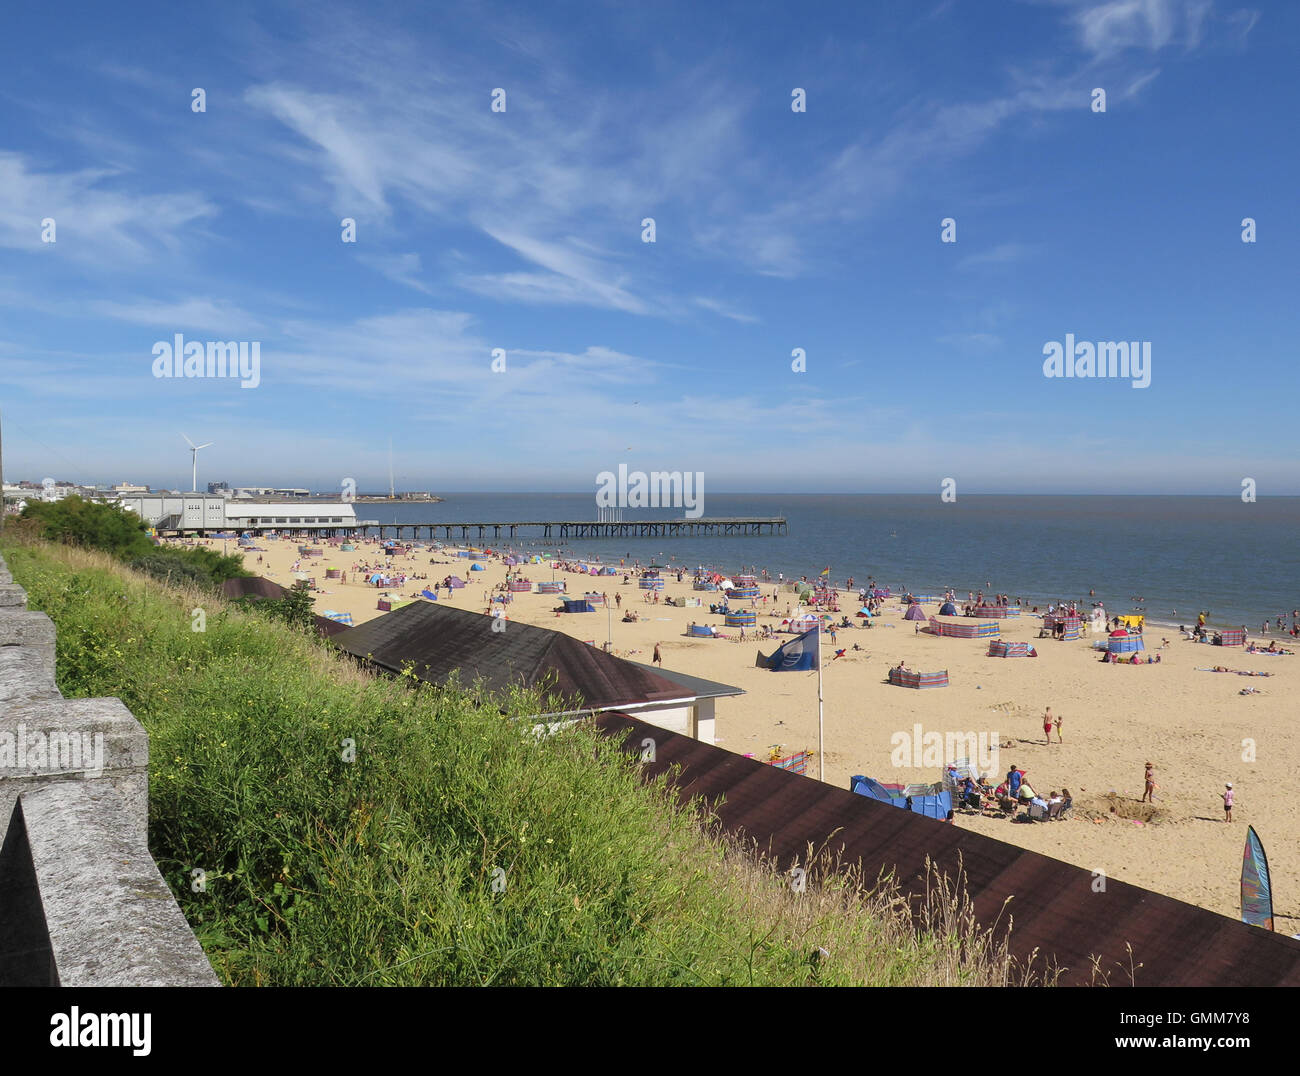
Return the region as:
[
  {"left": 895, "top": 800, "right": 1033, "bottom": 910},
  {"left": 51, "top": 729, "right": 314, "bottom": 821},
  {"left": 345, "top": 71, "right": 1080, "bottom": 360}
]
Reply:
[
  {"left": 1042, "top": 708, "right": 1054, "bottom": 744},
  {"left": 1223, "top": 782, "right": 1233, "bottom": 822},
  {"left": 653, "top": 642, "right": 662, "bottom": 667},
  {"left": 1142, "top": 762, "right": 1155, "bottom": 803},
  {"left": 1054, "top": 711, "right": 1063, "bottom": 743}
]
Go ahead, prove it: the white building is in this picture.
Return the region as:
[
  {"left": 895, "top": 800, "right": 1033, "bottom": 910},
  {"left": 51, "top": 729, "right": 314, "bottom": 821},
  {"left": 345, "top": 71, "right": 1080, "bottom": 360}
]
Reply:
[
  {"left": 117, "top": 494, "right": 227, "bottom": 531},
  {"left": 222, "top": 502, "right": 357, "bottom": 531}
]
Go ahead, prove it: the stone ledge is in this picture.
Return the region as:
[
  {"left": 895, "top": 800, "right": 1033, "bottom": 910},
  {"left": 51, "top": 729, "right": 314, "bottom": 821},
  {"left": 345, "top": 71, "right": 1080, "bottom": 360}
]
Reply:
[
  {"left": 0, "top": 584, "right": 28, "bottom": 609},
  {"left": 15, "top": 785, "right": 218, "bottom": 986},
  {"left": 0, "top": 647, "right": 60, "bottom": 705},
  {"left": 0, "top": 609, "right": 56, "bottom": 648},
  {"left": 1, "top": 697, "right": 151, "bottom": 846}
]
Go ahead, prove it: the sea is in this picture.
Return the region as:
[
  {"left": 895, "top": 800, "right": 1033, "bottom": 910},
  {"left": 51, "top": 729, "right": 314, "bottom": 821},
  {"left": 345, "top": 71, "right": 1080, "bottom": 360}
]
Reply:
[{"left": 353, "top": 494, "right": 1300, "bottom": 631}]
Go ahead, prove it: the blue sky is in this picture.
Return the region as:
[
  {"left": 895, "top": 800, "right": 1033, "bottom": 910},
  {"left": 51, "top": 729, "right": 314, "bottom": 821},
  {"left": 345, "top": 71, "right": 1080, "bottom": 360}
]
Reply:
[{"left": 1, "top": 0, "right": 1293, "bottom": 495}]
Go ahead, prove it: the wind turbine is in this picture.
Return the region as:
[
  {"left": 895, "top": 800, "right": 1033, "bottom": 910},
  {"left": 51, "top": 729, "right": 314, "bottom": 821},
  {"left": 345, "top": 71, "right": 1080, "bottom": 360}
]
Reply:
[{"left": 183, "top": 434, "right": 214, "bottom": 492}]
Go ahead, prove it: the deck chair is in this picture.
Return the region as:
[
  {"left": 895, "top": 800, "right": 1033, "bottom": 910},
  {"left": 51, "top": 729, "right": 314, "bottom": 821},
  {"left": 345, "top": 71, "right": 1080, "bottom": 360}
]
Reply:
[
  {"left": 1046, "top": 801, "right": 1064, "bottom": 820},
  {"left": 1026, "top": 801, "right": 1049, "bottom": 822}
]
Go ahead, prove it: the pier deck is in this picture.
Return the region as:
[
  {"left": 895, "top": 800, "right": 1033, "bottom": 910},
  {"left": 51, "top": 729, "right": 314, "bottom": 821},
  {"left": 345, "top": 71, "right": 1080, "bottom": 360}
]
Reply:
[{"left": 228, "top": 517, "right": 787, "bottom": 541}]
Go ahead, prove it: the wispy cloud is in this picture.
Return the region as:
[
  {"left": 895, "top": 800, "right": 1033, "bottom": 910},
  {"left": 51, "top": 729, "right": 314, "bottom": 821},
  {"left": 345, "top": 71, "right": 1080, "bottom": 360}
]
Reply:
[
  {"left": 957, "top": 242, "right": 1037, "bottom": 270},
  {"left": 356, "top": 252, "right": 437, "bottom": 297},
  {"left": 694, "top": 297, "right": 760, "bottom": 324},
  {"left": 0, "top": 152, "right": 216, "bottom": 262}
]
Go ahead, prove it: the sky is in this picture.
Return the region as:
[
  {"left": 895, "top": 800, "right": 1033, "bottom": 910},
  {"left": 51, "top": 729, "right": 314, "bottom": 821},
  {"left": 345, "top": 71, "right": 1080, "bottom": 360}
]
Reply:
[{"left": 0, "top": 0, "right": 1294, "bottom": 495}]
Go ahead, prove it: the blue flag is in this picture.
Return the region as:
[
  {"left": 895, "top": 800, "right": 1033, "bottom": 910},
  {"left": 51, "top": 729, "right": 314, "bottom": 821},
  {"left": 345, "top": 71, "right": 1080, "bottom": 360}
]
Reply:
[{"left": 756, "top": 627, "right": 820, "bottom": 671}]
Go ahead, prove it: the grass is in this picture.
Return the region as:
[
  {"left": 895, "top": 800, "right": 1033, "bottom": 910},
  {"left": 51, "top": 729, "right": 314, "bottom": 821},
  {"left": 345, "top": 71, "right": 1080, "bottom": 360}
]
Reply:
[{"left": 1, "top": 537, "right": 1037, "bottom": 986}]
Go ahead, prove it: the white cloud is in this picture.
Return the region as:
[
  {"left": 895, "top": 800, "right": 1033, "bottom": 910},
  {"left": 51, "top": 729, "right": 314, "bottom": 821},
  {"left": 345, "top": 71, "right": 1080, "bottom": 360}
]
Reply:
[
  {"left": 0, "top": 152, "right": 216, "bottom": 262},
  {"left": 694, "top": 297, "right": 761, "bottom": 324}
]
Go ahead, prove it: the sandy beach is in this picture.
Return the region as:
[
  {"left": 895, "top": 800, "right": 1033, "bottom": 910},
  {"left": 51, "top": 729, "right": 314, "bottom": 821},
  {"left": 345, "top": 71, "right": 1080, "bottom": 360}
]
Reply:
[{"left": 184, "top": 533, "right": 1300, "bottom": 933}]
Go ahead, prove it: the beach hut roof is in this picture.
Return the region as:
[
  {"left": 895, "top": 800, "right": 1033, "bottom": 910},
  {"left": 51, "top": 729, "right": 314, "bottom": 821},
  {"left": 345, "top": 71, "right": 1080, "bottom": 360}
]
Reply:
[{"left": 330, "top": 601, "right": 693, "bottom": 711}]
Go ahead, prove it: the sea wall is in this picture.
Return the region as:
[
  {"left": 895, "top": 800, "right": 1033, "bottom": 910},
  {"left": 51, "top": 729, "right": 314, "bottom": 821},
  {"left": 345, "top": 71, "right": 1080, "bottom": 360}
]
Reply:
[{"left": 0, "top": 550, "right": 217, "bottom": 986}]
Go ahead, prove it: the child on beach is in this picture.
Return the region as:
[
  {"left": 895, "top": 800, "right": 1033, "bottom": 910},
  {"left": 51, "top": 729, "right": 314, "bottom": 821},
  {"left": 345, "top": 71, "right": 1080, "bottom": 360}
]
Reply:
[
  {"left": 1142, "top": 762, "right": 1155, "bottom": 803},
  {"left": 1054, "top": 711, "right": 1063, "bottom": 743},
  {"left": 1223, "top": 782, "right": 1233, "bottom": 821}
]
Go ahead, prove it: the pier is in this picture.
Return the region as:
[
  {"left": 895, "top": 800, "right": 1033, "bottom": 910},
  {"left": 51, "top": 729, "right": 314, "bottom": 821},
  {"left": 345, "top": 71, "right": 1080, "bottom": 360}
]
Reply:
[
  {"left": 225, "top": 516, "right": 788, "bottom": 541},
  {"left": 367, "top": 517, "right": 787, "bottom": 541}
]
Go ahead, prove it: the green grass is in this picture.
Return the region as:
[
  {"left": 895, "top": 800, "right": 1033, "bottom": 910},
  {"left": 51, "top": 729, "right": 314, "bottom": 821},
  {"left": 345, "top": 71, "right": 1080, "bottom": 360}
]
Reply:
[{"left": 2, "top": 538, "right": 1032, "bottom": 986}]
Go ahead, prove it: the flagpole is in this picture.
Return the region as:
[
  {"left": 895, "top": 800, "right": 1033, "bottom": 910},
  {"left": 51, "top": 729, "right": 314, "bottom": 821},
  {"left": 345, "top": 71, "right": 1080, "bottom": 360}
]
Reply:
[{"left": 818, "top": 620, "right": 824, "bottom": 782}]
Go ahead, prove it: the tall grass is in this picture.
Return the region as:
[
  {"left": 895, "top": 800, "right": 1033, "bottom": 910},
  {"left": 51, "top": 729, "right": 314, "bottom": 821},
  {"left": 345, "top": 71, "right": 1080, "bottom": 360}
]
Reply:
[{"left": 2, "top": 538, "right": 1036, "bottom": 986}]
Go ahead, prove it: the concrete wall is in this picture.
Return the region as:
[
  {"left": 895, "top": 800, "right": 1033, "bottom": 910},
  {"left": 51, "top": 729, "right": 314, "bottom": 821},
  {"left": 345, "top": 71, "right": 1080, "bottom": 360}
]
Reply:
[{"left": 0, "top": 550, "right": 218, "bottom": 986}]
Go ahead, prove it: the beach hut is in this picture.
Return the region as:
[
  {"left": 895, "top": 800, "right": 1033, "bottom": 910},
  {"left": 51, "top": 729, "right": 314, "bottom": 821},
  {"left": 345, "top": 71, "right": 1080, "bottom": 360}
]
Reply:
[
  {"left": 903, "top": 603, "right": 927, "bottom": 622},
  {"left": 887, "top": 668, "right": 950, "bottom": 689},
  {"left": 724, "top": 610, "right": 756, "bottom": 628},
  {"left": 561, "top": 598, "right": 595, "bottom": 613},
  {"left": 536, "top": 581, "right": 565, "bottom": 594},
  {"left": 1216, "top": 628, "right": 1246, "bottom": 647},
  {"left": 1108, "top": 629, "right": 1145, "bottom": 654},
  {"left": 988, "top": 640, "right": 1034, "bottom": 658}
]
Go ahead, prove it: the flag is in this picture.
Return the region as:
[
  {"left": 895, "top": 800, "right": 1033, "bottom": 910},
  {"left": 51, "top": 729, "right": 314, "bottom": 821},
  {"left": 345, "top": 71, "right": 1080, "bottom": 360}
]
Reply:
[
  {"left": 820, "top": 566, "right": 830, "bottom": 576},
  {"left": 1241, "top": 825, "right": 1274, "bottom": 931},
  {"left": 756, "top": 627, "right": 820, "bottom": 671}
]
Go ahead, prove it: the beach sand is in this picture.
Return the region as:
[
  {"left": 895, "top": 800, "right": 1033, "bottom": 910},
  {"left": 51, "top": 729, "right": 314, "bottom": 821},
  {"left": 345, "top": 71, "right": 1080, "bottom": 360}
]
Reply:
[{"left": 185, "top": 534, "right": 1300, "bottom": 933}]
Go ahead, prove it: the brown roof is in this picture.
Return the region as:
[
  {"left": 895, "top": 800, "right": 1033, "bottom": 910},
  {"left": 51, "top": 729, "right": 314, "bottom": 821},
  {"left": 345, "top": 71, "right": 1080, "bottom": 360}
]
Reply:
[
  {"left": 220, "top": 576, "right": 352, "bottom": 638},
  {"left": 594, "top": 711, "right": 1300, "bottom": 987},
  {"left": 330, "top": 601, "right": 689, "bottom": 711}
]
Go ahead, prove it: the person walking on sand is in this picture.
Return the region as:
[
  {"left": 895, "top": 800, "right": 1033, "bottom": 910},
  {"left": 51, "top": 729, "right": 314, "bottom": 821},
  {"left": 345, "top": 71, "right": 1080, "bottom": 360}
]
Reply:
[
  {"left": 1054, "top": 710, "right": 1063, "bottom": 744},
  {"left": 1042, "top": 707, "right": 1054, "bottom": 745},
  {"left": 653, "top": 642, "right": 662, "bottom": 667},
  {"left": 1142, "top": 762, "right": 1155, "bottom": 803},
  {"left": 1223, "top": 782, "right": 1233, "bottom": 822}
]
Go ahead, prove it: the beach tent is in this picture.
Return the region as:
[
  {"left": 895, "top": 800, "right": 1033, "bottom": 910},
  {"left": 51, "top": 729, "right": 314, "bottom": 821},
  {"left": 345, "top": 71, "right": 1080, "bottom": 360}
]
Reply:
[
  {"left": 1107, "top": 628, "right": 1145, "bottom": 654},
  {"left": 939, "top": 601, "right": 958, "bottom": 616},
  {"left": 850, "top": 776, "right": 952, "bottom": 822},
  {"left": 448, "top": 576, "right": 467, "bottom": 588},
  {"left": 903, "top": 603, "right": 927, "bottom": 621},
  {"left": 687, "top": 624, "right": 717, "bottom": 638},
  {"left": 470, "top": 563, "right": 486, "bottom": 571},
  {"left": 421, "top": 589, "right": 439, "bottom": 601},
  {"left": 856, "top": 607, "right": 874, "bottom": 618},
  {"left": 789, "top": 614, "right": 820, "bottom": 632},
  {"left": 561, "top": 598, "right": 595, "bottom": 613}
]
